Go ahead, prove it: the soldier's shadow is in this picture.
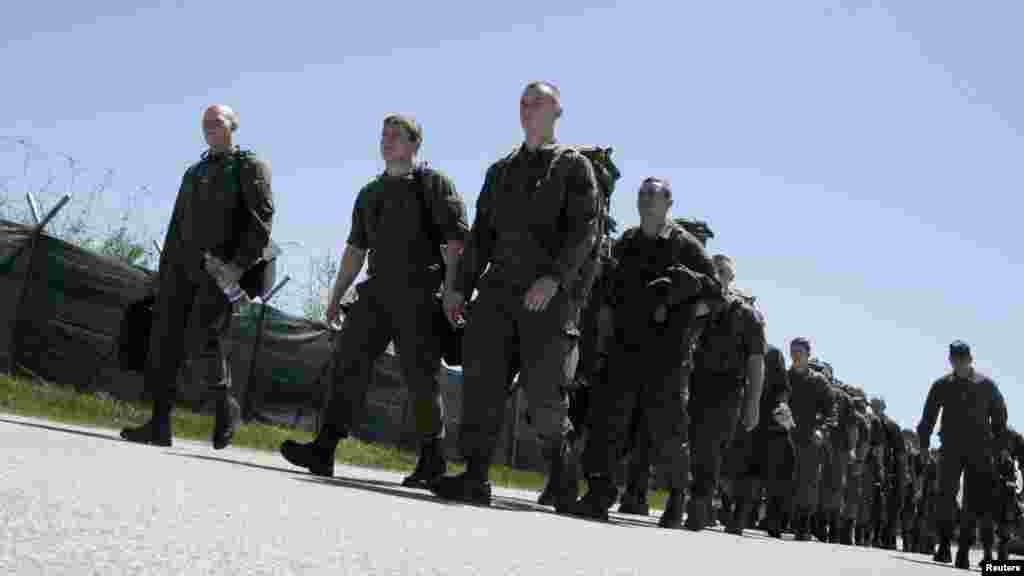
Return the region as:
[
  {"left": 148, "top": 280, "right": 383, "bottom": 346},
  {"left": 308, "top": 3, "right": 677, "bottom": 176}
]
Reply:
[{"left": 166, "top": 452, "right": 653, "bottom": 527}]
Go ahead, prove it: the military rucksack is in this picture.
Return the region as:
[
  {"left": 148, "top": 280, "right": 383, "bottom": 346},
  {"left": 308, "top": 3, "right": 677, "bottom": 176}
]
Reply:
[
  {"left": 696, "top": 292, "right": 750, "bottom": 376},
  {"left": 495, "top": 145, "right": 621, "bottom": 304},
  {"left": 674, "top": 217, "right": 715, "bottom": 247}
]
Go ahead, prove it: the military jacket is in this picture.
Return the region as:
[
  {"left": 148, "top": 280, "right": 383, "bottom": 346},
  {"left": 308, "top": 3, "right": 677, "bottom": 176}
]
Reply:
[
  {"left": 787, "top": 367, "right": 838, "bottom": 445},
  {"left": 916, "top": 370, "right": 1007, "bottom": 452},
  {"left": 693, "top": 288, "right": 767, "bottom": 381}
]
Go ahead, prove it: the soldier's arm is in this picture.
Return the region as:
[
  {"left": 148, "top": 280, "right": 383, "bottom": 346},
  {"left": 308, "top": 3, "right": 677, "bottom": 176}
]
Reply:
[
  {"left": 662, "top": 238, "right": 720, "bottom": 308},
  {"left": 158, "top": 168, "right": 192, "bottom": 272},
  {"left": 428, "top": 172, "right": 470, "bottom": 292},
  {"left": 818, "top": 377, "right": 839, "bottom": 430},
  {"left": 916, "top": 380, "right": 943, "bottom": 452},
  {"left": 990, "top": 380, "right": 1009, "bottom": 450},
  {"left": 454, "top": 164, "right": 499, "bottom": 297},
  {"left": 232, "top": 157, "right": 275, "bottom": 272},
  {"left": 769, "top": 348, "right": 791, "bottom": 405},
  {"left": 744, "top": 307, "right": 767, "bottom": 412},
  {"left": 542, "top": 152, "right": 599, "bottom": 290},
  {"left": 328, "top": 194, "right": 369, "bottom": 310}
]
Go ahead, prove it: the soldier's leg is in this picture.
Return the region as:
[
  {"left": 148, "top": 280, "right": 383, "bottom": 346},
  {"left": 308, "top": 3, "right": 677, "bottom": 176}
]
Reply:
[
  {"left": 842, "top": 461, "right": 861, "bottom": 546},
  {"left": 279, "top": 287, "right": 393, "bottom": 476},
  {"left": 958, "top": 452, "right": 995, "bottom": 568},
  {"left": 188, "top": 276, "right": 238, "bottom": 449},
  {"left": 121, "top": 265, "right": 196, "bottom": 446},
  {"left": 432, "top": 286, "right": 517, "bottom": 504},
  {"left": 577, "top": 346, "right": 640, "bottom": 520},
  {"left": 687, "top": 379, "right": 741, "bottom": 531},
  {"left": 644, "top": 359, "right": 690, "bottom": 529},
  {"left": 934, "top": 453, "right": 966, "bottom": 563},
  {"left": 793, "top": 440, "right": 823, "bottom": 540},
  {"left": 392, "top": 288, "right": 448, "bottom": 488},
  {"left": 516, "top": 291, "right": 580, "bottom": 513},
  {"left": 726, "top": 427, "right": 756, "bottom": 535},
  {"left": 619, "top": 410, "right": 651, "bottom": 515}
]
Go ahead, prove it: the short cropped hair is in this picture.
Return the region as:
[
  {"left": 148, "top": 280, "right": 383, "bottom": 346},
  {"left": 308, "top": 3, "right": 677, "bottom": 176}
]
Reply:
[
  {"left": 640, "top": 177, "right": 672, "bottom": 199},
  {"left": 382, "top": 113, "right": 423, "bottom": 144},
  {"left": 525, "top": 80, "right": 561, "bottom": 101},
  {"left": 712, "top": 254, "right": 734, "bottom": 269}
]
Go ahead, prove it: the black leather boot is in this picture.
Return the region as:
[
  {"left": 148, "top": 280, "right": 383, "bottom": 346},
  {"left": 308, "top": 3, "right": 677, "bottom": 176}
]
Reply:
[
  {"left": 617, "top": 486, "right": 650, "bottom": 515},
  {"left": 571, "top": 474, "right": 617, "bottom": 521},
  {"left": 121, "top": 398, "right": 172, "bottom": 446},
  {"left": 658, "top": 489, "right": 685, "bottom": 529},
  {"left": 280, "top": 424, "right": 343, "bottom": 477},
  {"left": 402, "top": 438, "right": 447, "bottom": 489},
  {"left": 430, "top": 459, "right": 492, "bottom": 506},
  {"left": 933, "top": 540, "right": 952, "bottom": 563}
]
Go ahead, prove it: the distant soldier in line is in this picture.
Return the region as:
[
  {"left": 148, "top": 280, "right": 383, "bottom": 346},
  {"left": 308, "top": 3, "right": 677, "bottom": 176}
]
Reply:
[
  {"left": 786, "top": 337, "right": 838, "bottom": 541},
  {"left": 901, "top": 428, "right": 924, "bottom": 554},
  {"left": 573, "top": 177, "right": 722, "bottom": 528},
  {"left": 686, "top": 254, "right": 765, "bottom": 531},
  {"left": 838, "top": 388, "right": 870, "bottom": 545},
  {"left": 816, "top": 378, "right": 858, "bottom": 543},
  {"left": 279, "top": 114, "right": 469, "bottom": 488},
  {"left": 917, "top": 340, "right": 1008, "bottom": 569},
  {"left": 978, "top": 425, "right": 1023, "bottom": 564},
  {"left": 121, "top": 104, "right": 275, "bottom": 449},
  {"left": 870, "top": 397, "right": 905, "bottom": 550},
  {"left": 431, "top": 81, "right": 600, "bottom": 511},
  {"left": 856, "top": 399, "right": 884, "bottom": 546}
]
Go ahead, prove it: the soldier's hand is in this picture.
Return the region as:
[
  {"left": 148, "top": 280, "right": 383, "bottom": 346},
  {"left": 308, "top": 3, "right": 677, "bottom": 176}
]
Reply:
[
  {"left": 773, "top": 402, "right": 795, "bottom": 430},
  {"left": 524, "top": 276, "right": 559, "bottom": 312},
  {"left": 849, "top": 449, "right": 858, "bottom": 461},
  {"left": 653, "top": 303, "right": 668, "bottom": 324},
  {"left": 743, "top": 399, "right": 759, "bottom": 431},
  {"left": 443, "top": 289, "right": 466, "bottom": 326}
]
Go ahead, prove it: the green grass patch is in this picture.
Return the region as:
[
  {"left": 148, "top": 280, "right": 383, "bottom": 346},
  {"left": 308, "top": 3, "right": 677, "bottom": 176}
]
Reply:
[{"left": 0, "top": 374, "right": 669, "bottom": 509}]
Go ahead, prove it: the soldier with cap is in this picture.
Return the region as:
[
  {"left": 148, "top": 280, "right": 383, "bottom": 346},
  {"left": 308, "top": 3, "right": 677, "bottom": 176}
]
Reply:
[
  {"left": 430, "top": 81, "right": 599, "bottom": 511},
  {"left": 572, "top": 176, "right": 722, "bottom": 527},
  {"left": 916, "top": 340, "right": 1008, "bottom": 569},
  {"left": 686, "top": 254, "right": 765, "bottom": 531},
  {"left": 787, "top": 336, "right": 839, "bottom": 540},
  {"left": 279, "top": 114, "right": 469, "bottom": 488},
  {"left": 121, "top": 104, "right": 275, "bottom": 449}
]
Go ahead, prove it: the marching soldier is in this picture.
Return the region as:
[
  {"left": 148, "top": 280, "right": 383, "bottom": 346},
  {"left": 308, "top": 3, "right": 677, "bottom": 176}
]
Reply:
[
  {"left": 121, "top": 104, "right": 275, "bottom": 450},
  {"left": 817, "top": 380, "right": 858, "bottom": 543},
  {"left": 573, "top": 177, "right": 722, "bottom": 527},
  {"left": 279, "top": 114, "right": 469, "bottom": 488},
  {"left": 787, "top": 337, "right": 838, "bottom": 541},
  {"left": 431, "top": 81, "right": 599, "bottom": 511},
  {"left": 917, "top": 340, "right": 1008, "bottom": 569},
  {"left": 871, "top": 397, "right": 905, "bottom": 550}
]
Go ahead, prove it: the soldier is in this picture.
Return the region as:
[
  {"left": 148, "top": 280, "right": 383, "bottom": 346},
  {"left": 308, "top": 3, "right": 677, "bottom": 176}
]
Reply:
[
  {"left": 870, "top": 397, "right": 905, "bottom": 550},
  {"left": 917, "top": 448, "right": 941, "bottom": 554},
  {"left": 726, "top": 344, "right": 796, "bottom": 536},
  {"left": 279, "top": 114, "right": 469, "bottom": 488},
  {"left": 839, "top": 388, "right": 870, "bottom": 545},
  {"left": 687, "top": 254, "right": 765, "bottom": 531},
  {"left": 857, "top": 399, "right": 885, "bottom": 546},
  {"left": 121, "top": 104, "right": 275, "bottom": 449},
  {"left": 572, "top": 177, "right": 722, "bottom": 527},
  {"left": 430, "top": 81, "right": 599, "bottom": 510},
  {"left": 787, "top": 337, "right": 838, "bottom": 541},
  {"left": 816, "top": 379, "right": 858, "bottom": 543},
  {"left": 901, "top": 428, "right": 923, "bottom": 553},
  {"left": 916, "top": 340, "right": 1008, "bottom": 569},
  {"left": 978, "top": 425, "right": 1023, "bottom": 566}
]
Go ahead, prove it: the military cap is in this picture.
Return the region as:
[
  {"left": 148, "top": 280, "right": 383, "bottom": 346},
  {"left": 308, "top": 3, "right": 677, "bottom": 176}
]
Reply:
[
  {"left": 383, "top": 113, "right": 423, "bottom": 144},
  {"left": 790, "top": 337, "right": 811, "bottom": 352},
  {"left": 949, "top": 340, "right": 971, "bottom": 356}
]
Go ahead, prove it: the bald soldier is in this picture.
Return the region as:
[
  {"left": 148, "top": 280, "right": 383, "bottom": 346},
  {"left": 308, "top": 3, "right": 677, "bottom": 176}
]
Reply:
[
  {"left": 431, "top": 81, "right": 599, "bottom": 510},
  {"left": 280, "top": 114, "right": 468, "bottom": 488},
  {"left": 121, "top": 105, "right": 276, "bottom": 448}
]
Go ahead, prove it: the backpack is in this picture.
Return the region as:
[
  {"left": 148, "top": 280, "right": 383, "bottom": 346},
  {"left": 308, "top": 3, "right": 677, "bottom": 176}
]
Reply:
[
  {"left": 674, "top": 217, "right": 715, "bottom": 247},
  {"left": 696, "top": 292, "right": 749, "bottom": 376},
  {"left": 495, "top": 145, "right": 621, "bottom": 304}
]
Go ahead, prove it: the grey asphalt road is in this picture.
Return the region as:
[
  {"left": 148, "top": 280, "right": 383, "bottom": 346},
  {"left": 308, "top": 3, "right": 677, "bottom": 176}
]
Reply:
[{"left": 0, "top": 413, "right": 990, "bottom": 575}]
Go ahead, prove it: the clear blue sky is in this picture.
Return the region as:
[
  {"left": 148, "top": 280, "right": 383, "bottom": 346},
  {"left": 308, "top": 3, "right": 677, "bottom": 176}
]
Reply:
[{"left": 2, "top": 1, "right": 1021, "bottom": 434}]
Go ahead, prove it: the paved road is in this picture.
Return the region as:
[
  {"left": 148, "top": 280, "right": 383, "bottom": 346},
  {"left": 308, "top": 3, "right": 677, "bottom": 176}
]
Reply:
[{"left": 0, "top": 414, "right": 990, "bottom": 575}]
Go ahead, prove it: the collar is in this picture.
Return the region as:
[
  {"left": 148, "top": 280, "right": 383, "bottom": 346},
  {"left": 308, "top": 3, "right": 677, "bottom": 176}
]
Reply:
[
  {"left": 517, "top": 140, "right": 560, "bottom": 158},
  {"left": 638, "top": 220, "right": 673, "bottom": 239},
  {"left": 202, "top": 146, "right": 240, "bottom": 162}
]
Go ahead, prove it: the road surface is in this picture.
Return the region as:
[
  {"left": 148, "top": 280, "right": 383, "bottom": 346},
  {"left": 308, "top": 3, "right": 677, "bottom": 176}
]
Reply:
[{"left": 0, "top": 413, "right": 993, "bottom": 575}]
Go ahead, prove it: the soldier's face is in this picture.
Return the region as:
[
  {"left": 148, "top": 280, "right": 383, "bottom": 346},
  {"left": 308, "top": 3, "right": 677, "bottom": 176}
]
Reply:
[
  {"left": 950, "top": 354, "right": 972, "bottom": 375},
  {"left": 636, "top": 183, "right": 671, "bottom": 220},
  {"left": 714, "top": 261, "right": 735, "bottom": 285},
  {"left": 380, "top": 122, "right": 418, "bottom": 163},
  {"left": 790, "top": 346, "right": 809, "bottom": 368},
  {"left": 202, "top": 108, "right": 232, "bottom": 149},
  {"left": 519, "top": 85, "right": 560, "bottom": 135}
]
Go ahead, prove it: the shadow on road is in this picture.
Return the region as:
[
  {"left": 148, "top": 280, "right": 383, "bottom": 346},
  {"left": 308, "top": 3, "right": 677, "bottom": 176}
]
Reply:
[{"left": 0, "top": 415, "right": 123, "bottom": 444}]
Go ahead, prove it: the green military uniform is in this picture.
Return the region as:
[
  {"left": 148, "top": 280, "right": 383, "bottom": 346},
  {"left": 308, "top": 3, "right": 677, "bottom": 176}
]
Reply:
[
  {"left": 328, "top": 168, "right": 468, "bottom": 442},
  {"left": 122, "top": 148, "right": 275, "bottom": 448},
  {"left": 431, "top": 143, "right": 599, "bottom": 509},
  {"left": 788, "top": 365, "right": 838, "bottom": 540},
  {"left": 817, "top": 385, "right": 858, "bottom": 543},
  {"left": 841, "top": 397, "right": 871, "bottom": 544},
  {"left": 576, "top": 222, "right": 719, "bottom": 526}
]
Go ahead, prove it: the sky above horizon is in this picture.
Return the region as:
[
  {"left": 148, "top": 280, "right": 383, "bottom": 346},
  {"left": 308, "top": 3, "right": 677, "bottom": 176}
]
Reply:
[{"left": 2, "top": 1, "right": 1021, "bottom": 435}]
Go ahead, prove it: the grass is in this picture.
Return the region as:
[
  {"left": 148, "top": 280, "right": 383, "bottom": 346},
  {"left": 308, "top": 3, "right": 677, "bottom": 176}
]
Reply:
[{"left": 0, "top": 374, "right": 672, "bottom": 506}]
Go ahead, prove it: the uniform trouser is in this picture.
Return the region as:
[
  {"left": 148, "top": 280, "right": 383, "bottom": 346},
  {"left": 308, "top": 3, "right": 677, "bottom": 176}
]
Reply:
[
  {"left": 324, "top": 278, "right": 445, "bottom": 441},
  {"left": 820, "top": 445, "right": 850, "bottom": 513},
  {"left": 624, "top": 403, "right": 652, "bottom": 490},
  {"left": 882, "top": 470, "right": 904, "bottom": 541},
  {"left": 145, "top": 262, "right": 233, "bottom": 409},
  {"left": 583, "top": 342, "right": 690, "bottom": 491},
  {"left": 458, "top": 280, "right": 579, "bottom": 465},
  {"left": 793, "top": 439, "right": 824, "bottom": 513},
  {"left": 732, "top": 427, "right": 795, "bottom": 527},
  {"left": 689, "top": 374, "right": 743, "bottom": 499},
  {"left": 936, "top": 448, "right": 994, "bottom": 548},
  {"left": 858, "top": 454, "right": 880, "bottom": 529},
  {"left": 843, "top": 460, "right": 863, "bottom": 521}
]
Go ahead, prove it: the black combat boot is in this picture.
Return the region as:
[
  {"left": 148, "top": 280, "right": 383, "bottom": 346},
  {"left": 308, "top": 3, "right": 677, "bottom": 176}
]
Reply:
[
  {"left": 546, "top": 437, "right": 581, "bottom": 514},
  {"left": 617, "top": 486, "right": 650, "bottom": 516},
  {"left": 827, "top": 511, "right": 842, "bottom": 544},
  {"left": 210, "top": 386, "right": 241, "bottom": 450},
  {"left": 402, "top": 438, "right": 447, "bottom": 489},
  {"left": 902, "top": 531, "right": 915, "bottom": 553},
  {"left": 430, "top": 458, "right": 492, "bottom": 506},
  {"left": 571, "top": 474, "right": 617, "bottom": 521},
  {"left": 932, "top": 540, "right": 952, "bottom": 563},
  {"left": 658, "top": 489, "right": 685, "bottom": 529},
  {"left": 979, "top": 546, "right": 993, "bottom": 569},
  {"left": 795, "top": 512, "right": 812, "bottom": 541},
  {"left": 839, "top": 518, "right": 854, "bottom": 545},
  {"left": 998, "top": 539, "right": 1009, "bottom": 562},
  {"left": 120, "top": 398, "right": 173, "bottom": 447},
  {"left": 954, "top": 545, "right": 970, "bottom": 570},
  {"left": 726, "top": 496, "right": 750, "bottom": 535},
  {"left": 685, "top": 496, "right": 709, "bottom": 531},
  {"left": 280, "top": 423, "right": 344, "bottom": 477}
]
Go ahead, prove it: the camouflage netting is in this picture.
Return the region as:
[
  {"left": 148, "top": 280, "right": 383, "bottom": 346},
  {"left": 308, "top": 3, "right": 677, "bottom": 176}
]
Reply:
[{"left": 0, "top": 219, "right": 540, "bottom": 467}]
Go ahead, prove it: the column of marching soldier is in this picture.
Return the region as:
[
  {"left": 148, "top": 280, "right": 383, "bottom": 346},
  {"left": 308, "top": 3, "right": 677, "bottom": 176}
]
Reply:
[{"left": 118, "top": 83, "right": 1021, "bottom": 572}]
